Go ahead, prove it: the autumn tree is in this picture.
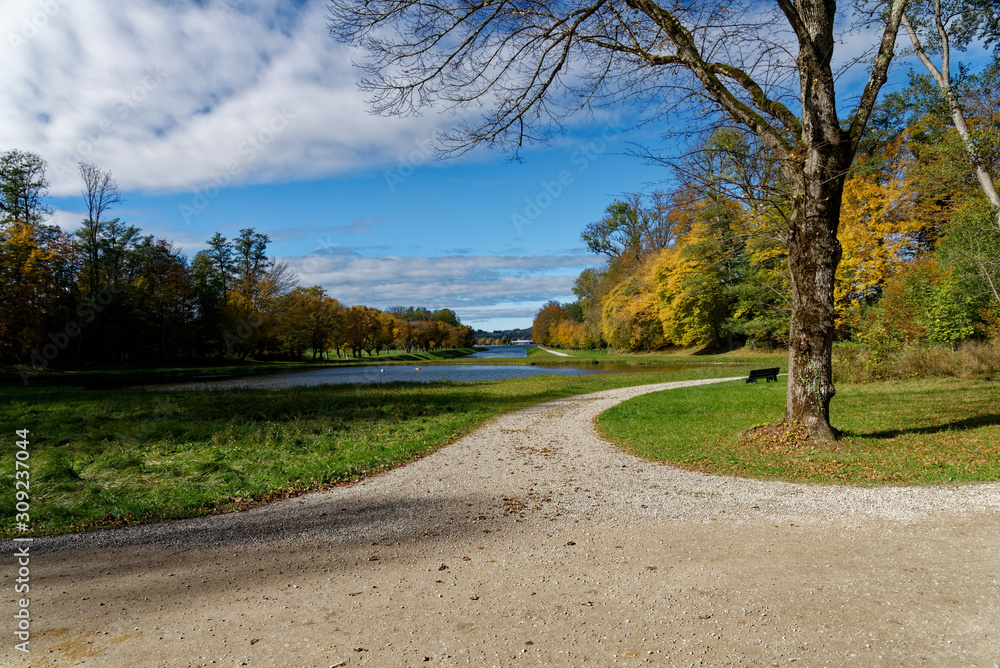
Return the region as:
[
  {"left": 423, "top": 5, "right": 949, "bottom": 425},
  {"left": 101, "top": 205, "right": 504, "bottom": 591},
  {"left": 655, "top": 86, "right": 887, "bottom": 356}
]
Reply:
[
  {"left": 0, "top": 217, "right": 75, "bottom": 364},
  {"left": 654, "top": 202, "right": 739, "bottom": 349},
  {"left": 835, "top": 149, "right": 935, "bottom": 330},
  {"left": 0, "top": 152, "right": 76, "bottom": 366},
  {"left": 330, "top": 0, "right": 910, "bottom": 439},
  {"left": 0, "top": 150, "right": 52, "bottom": 227},
  {"left": 582, "top": 194, "right": 678, "bottom": 262},
  {"left": 531, "top": 301, "right": 569, "bottom": 347},
  {"left": 602, "top": 259, "right": 666, "bottom": 351},
  {"left": 900, "top": 0, "right": 1000, "bottom": 225}
]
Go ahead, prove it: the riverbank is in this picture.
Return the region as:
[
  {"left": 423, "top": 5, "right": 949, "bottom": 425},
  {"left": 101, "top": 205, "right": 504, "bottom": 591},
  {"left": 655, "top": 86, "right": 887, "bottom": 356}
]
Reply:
[
  {"left": 1, "top": 366, "right": 749, "bottom": 536},
  {"left": 10, "top": 378, "right": 999, "bottom": 666}
]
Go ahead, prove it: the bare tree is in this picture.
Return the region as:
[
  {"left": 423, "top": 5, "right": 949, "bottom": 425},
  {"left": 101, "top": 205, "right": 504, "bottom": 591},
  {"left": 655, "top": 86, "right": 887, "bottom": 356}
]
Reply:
[
  {"left": 329, "top": 0, "right": 909, "bottom": 439},
  {"left": 78, "top": 162, "right": 123, "bottom": 298},
  {"left": 900, "top": 0, "right": 1000, "bottom": 227}
]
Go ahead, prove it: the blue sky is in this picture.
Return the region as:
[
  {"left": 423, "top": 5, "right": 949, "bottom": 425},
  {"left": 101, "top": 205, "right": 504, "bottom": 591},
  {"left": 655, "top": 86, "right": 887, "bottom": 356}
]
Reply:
[{"left": 2, "top": 0, "right": 990, "bottom": 330}]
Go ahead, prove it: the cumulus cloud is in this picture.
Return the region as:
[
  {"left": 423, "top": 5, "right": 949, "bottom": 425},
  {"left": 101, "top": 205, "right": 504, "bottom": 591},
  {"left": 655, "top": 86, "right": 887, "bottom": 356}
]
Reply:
[
  {"left": 290, "top": 252, "right": 596, "bottom": 319},
  {"left": 1, "top": 0, "right": 470, "bottom": 196}
]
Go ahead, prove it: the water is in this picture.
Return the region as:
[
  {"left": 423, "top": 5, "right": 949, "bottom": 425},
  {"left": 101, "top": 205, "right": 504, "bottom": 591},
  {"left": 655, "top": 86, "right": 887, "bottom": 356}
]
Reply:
[
  {"left": 150, "top": 346, "right": 718, "bottom": 391},
  {"left": 154, "top": 362, "right": 604, "bottom": 390},
  {"left": 466, "top": 345, "right": 530, "bottom": 359}
]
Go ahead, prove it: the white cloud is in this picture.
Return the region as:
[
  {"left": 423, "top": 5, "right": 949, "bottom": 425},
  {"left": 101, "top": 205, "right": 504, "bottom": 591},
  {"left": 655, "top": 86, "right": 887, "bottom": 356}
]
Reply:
[
  {"left": 290, "top": 252, "right": 596, "bottom": 318},
  {"left": 6, "top": 0, "right": 978, "bottom": 203},
  {"left": 1, "top": 0, "right": 471, "bottom": 196},
  {"left": 459, "top": 305, "right": 549, "bottom": 325},
  {"left": 49, "top": 207, "right": 85, "bottom": 232}
]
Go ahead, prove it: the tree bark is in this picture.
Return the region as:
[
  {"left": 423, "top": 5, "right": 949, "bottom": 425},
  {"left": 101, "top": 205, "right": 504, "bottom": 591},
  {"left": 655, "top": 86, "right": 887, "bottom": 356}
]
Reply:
[
  {"left": 777, "top": 0, "right": 865, "bottom": 441},
  {"left": 785, "top": 162, "right": 846, "bottom": 441}
]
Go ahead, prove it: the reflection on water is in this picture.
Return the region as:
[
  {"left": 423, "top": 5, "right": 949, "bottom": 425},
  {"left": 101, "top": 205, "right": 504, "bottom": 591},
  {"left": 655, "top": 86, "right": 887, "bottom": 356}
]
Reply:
[
  {"left": 466, "top": 345, "right": 529, "bottom": 359},
  {"left": 155, "top": 363, "right": 604, "bottom": 390},
  {"left": 149, "top": 345, "right": 717, "bottom": 391}
]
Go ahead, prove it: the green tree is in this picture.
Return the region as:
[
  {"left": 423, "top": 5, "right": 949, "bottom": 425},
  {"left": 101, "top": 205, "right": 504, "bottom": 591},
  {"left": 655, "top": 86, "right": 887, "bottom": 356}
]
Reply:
[
  {"left": 0, "top": 150, "right": 52, "bottom": 227},
  {"left": 938, "top": 197, "right": 1000, "bottom": 303},
  {"left": 581, "top": 195, "right": 676, "bottom": 262},
  {"left": 330, "top": 0, "right": 911, "bottom": 438},
  {"left": 901, "top": 0, "right": 1000, "bottom": 225}
]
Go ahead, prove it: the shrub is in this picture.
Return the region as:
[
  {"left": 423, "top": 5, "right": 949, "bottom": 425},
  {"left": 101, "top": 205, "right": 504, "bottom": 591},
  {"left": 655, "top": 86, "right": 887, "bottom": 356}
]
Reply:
[{"left": 834, "top": 339, "right": 1000, "bottom": 382}]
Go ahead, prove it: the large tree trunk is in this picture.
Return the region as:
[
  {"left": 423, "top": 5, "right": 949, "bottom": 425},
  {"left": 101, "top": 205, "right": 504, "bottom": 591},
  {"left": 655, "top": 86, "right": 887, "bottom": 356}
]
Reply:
[
  {"left": 782, "top": 1, "right": 853, "bottom": 442},
  {"left": 785, "top": 163, "right": 846, "bottom": 441}
]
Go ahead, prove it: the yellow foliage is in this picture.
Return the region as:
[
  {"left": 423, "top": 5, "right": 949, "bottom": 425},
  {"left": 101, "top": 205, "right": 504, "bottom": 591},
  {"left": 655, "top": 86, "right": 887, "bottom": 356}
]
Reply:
[
  {"left": 0, "top": 221, "right": 74, "bottom": 360},
  {"left": 653, "top": 246, "right": 695, "bottom": 345},
  {"left": 601, "top": 255, "right": 665, "bottom": 350},
  {"left": 836, "top": 167, "right": 934, "bottom": 330}
]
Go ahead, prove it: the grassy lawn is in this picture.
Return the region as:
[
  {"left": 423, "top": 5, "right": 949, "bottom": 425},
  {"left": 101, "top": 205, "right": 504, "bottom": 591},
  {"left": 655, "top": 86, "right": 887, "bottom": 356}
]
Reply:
[
  {"left": 526, "top": 346, "right": 561, "bottom": 358},
  {"left": 0, "top": 364, "right": 748, "bottom": 536},
  {"left": 597, "top": 376, "right": 1000, "bottom": 485},
  {"left": 0, "top": 348, "right": 491, "bottom": 388},
  {"left": 524, "top": 346, "right": 787, "bottom": 367},
  {"left": 8, "top": 356, "right": 997, "bottom": 537},
  {"left": 370, "top": 347, "right": 485, "bottom": 362}
]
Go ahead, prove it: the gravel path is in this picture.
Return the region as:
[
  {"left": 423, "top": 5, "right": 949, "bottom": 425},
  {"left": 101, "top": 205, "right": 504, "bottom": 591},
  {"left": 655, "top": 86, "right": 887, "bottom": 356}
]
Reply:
[
  {"left": 6, "top": 377, "right": 1000, "bottom": 667},
  {"left": 536, "top": 347, "right": 573, "bottom": 357}
]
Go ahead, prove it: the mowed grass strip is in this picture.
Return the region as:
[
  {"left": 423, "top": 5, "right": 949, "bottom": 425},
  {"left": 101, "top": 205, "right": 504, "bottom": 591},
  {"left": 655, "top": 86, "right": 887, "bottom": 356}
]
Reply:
[
  {"left": 521, "top": 346, "right": 787, "bottom": 368},
  {"left": 0, "top": 365, "right": 748, "bottom": 536},
  {"left": 596, "top": 377, "right": 1000, "bottom": 485}
]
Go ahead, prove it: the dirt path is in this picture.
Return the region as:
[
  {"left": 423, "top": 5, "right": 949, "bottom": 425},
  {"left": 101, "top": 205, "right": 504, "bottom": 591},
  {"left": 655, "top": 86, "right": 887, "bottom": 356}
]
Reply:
[
  {"left": 6, "top": 377, "right": 1000, "bottom": 667},
  {"left": 536, "top": 347, "right": 573, "bottom": 357}
]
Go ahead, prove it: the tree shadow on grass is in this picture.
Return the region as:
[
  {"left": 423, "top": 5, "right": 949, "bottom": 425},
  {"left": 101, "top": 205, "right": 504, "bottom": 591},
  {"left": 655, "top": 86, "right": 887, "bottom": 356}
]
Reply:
[{"left": 839, "top": 413, "right": 1000, "bottom": 440}]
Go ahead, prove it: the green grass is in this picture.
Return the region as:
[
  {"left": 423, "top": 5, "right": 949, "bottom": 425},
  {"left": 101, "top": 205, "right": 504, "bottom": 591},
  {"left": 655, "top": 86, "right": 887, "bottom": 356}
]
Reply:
[
  {"left": 596, "top": 377, "right": 1000, "bottom": 485},
  {"left": 1, "top": 348, "right": 490, "bottom": 387},
  {"left": 525, "top": 346, "right": 560, "bottom": 357},
  {"left": 369, "top": 347, "right": 485, "bottom": 362},
  {"left": 8, "top": 360, "right": 995, "bottom": 537},
  {"left": 523, "top": 346, "right": 787, "bottom": 367},
  {"left": 1, "top": 359, "right": 325, "bottom": 388},
  {"left": 0, "top": 364, "right": 749, "bottom": 536}
]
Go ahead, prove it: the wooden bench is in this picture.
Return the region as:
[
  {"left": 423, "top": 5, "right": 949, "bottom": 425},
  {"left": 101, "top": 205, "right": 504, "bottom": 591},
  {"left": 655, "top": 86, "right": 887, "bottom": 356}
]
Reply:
[{"left": 746, "top": 367, "right": 779, "bottom": 383}]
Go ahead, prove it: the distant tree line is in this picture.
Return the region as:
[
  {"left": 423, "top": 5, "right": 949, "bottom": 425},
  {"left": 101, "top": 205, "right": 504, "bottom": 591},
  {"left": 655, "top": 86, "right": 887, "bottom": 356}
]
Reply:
[
  {"left": 0, "top": 152, "right": 474, "bottom": 374},
  {"left": 474, "top": 327, "right": 532, "bottom": 345}
]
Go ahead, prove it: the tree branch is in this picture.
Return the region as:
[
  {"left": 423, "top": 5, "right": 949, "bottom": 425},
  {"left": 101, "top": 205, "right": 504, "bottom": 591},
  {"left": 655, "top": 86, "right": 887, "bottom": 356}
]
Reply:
[{"left": 848, "top": 0, "right": 909, "bottom": 153}]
